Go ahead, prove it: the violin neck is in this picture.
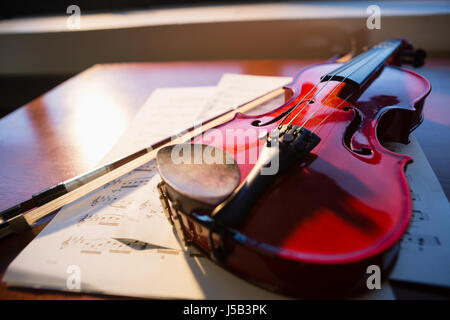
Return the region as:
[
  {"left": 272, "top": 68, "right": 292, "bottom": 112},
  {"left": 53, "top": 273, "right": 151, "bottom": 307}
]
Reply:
[{"left": 322, "top": 39, "right": 402, "bottom": 89}]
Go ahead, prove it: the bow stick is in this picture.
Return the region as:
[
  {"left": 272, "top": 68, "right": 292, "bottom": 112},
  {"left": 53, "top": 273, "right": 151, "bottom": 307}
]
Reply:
[{"left": 0, "top": 87, "right": 285, "bottom": 239}]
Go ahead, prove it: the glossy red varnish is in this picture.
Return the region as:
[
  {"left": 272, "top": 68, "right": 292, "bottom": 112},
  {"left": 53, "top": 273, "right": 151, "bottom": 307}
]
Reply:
[{"left": 193, "top": 63, "right": 430, "bottom": 265}]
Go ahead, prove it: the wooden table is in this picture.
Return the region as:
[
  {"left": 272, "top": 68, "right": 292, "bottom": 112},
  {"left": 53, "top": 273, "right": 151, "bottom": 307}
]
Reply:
[{"left": 1, "top": 60, "right": 449, "bottom": 299}]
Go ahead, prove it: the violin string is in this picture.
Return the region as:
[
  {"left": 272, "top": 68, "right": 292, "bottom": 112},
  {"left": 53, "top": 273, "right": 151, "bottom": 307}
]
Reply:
[
  {"left": 311, "top": 43, "right": 396, "bottom": 132},
  {"left": 278, "top": 74, "right": 335, "bottom": 127},
  {"left": 278, "top": 48, "right": 376, "bottom": 128},
  {"left": 292, "top": 76, "right": 347, "bottom": 128},
  {"left": 295, "top": 75, "right": 351, "bottom": 129},
  {"left": 278, "top": 49, "right": 374, "bottom": 127},
  {"left": 296, "top": 47, "right": 385, "bottom": 131},
  {"left": 310, "top": 93, "right": 353, "bottom": 134},
  {"left": 279, "top": 75, "right": 334, "bottom": 127}
]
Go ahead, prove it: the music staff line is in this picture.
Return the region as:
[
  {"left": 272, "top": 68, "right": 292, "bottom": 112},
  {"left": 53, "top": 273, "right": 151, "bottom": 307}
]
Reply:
[{"left": 59, "top": 235, "right": 180, "bottom": 256}]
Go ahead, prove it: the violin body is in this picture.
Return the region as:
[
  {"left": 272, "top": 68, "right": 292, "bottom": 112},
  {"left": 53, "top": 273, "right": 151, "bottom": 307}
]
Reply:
[{"left": 156, "top": 42, "right": 431, "bottom": 297}]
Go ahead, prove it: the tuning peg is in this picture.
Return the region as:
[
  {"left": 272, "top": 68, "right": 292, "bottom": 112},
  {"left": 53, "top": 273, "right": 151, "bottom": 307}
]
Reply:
[{"left": 400, "top": 48, "right": 427, "bottom": 67}]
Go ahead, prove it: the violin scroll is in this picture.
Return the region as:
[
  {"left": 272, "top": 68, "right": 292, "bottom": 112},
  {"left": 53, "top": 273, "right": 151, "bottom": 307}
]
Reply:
[{"left": 392, "top": 38, "right": 427, "bottom": 67}]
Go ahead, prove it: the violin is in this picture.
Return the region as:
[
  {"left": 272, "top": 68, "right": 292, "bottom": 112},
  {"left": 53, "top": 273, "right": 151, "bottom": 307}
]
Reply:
[{"left": 156, "top": 39, "right": 430, "bottom": 297}]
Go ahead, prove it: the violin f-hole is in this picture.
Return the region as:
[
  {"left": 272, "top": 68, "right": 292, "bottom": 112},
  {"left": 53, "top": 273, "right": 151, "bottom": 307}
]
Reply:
[{"left": 343, "top": 107, "right": 374, "bottom": 156}]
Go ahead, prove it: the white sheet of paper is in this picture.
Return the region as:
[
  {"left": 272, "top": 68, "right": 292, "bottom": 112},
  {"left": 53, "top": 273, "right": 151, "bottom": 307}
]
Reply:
[
  {"left": 102, "top": 87, "right": 218, "bottom": 163},
  {"left": 3, "top": 75, "right": 293, "bottom": 299},
  {"left": 197, "top": 73, "right": 292, "bottom": 120},
  {"left": 387, "top": 135, "right": 450, "bottom": 288},
  {"left": 3, "top": 73, "right": 406, "bottom": 299}
]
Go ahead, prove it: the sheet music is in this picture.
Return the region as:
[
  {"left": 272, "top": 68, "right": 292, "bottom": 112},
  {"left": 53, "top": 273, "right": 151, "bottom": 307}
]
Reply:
[
  {"left": 3, "top": 75, "right": 298, "bottom": 299},
  {"left": 9, "top": 72, "right": 446, "bottom": 299},
  {"left": 2, "top": 74, "right": 403, "bottom": 299},
  {"left": 98, "top": 87, "right": 219, "bottom": 248},
  {"left": 99, "top": 75, "right": 292, "bottom": 247},
  {"left": 102, "top": 74, "right": 291, "bottom": 163},
  {"left": 102, "top": 87, "right": 217, "bottom": 163},
  {"left": 386, "top": 136, "right": 450, "bottom": 288},
  {"left": 198, "top": 73, "right": 292, "bottom": 120}
]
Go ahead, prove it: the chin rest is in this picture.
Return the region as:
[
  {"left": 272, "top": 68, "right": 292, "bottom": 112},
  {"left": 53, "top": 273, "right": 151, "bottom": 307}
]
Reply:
[{"left": 156, "top": 144, "right": 240, "bottom": 214}]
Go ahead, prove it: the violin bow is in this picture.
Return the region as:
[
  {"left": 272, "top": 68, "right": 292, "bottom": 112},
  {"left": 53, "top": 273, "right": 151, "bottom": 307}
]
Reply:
[{"left": 0, "top": 87, "right": 285, "bottom": 239}]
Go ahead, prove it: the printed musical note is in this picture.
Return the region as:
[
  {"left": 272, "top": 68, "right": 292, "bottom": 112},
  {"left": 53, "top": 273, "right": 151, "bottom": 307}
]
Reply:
[
  {"left": 389, "top": 135, "right": 450, "bottom": 288},
  {"left": 401, "top": 232, "right": 441, "bottom": 249},
  {"left": 3, "top": 77, "right": 402, "bottom": 299},
  {"left": 88, "top": 171, "right": 155, "bottom": 210},
  {"left": 120, "top": 178, "right": 151, "bottom": 189},
  {"left": 410, "top": 189, "right": 421, "bottom": 201},
  {"left": 135, "top": 161, "right": 157, "bottom": 172},
  {"left": 60, "top": 235, "right": 180, "bottom": 255},
  {"left": 410, "top": 209, "right": 429, "bottom": 224},
  {"left": 77, "top": 213, "right": 123, "bottom": 227}
]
